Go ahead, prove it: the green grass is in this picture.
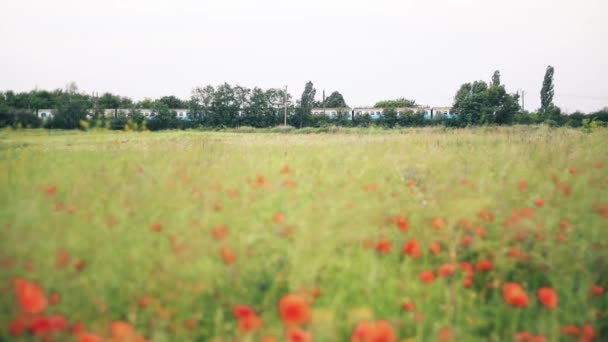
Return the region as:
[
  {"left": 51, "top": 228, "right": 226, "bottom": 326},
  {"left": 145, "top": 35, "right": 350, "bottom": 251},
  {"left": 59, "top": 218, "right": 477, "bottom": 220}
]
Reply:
[{"left": 1, "top": 127, "right": 607, "bottom": 341}]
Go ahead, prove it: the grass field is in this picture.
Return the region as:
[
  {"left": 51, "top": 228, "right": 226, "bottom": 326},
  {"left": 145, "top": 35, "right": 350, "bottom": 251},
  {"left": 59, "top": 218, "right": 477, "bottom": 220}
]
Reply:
[{"left": 1, "top": 127, "right": 607, "bottom": 341}]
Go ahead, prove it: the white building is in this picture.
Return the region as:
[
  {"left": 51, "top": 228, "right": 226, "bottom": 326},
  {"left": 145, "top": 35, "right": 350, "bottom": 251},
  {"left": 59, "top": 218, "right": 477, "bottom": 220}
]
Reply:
[
  {"left": 311, "top": 107, "right": 351, "bottom": 117},
  {"left": 37, "top": 109, "right": 55, "bottom": 119}
]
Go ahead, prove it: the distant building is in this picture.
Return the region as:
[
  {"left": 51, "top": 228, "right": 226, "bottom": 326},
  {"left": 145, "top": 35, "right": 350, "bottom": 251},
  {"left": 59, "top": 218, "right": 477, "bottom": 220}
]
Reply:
[
  {"left": 430, "top": 106, "right": 457, "bottom": 119},
  {"left": 37, "top": 109, "right": 55, "bottom": 119},
  {"left": 311, "top": 108, "right": 351, "bottom": 117}
]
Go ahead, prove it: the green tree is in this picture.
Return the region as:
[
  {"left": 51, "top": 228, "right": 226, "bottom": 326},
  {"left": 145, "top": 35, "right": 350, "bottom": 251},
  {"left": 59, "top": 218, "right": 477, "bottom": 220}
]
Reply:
[
  {"left": 325, "top": 91, "right": 347, "bottom": 108},
  {"left": 50, "top": 95, "right": 90, "bottom": 129},
  {"left": 540, "top": 65, "right": 555, "bottom": 115},
  {"left": 159, "top": 96, "right": 187, "bottom": 109},
  {"left": 374, "top": 98, "right": 416, "bottom": 108},
  {"left": 148, "top": 102, "right": 178, "bottom": 130},
  {"left": 298, "top": 81, "right": 316, "bottom": 128},
  {"left": 491, "top": 70, "right": 501, "bottom": 87},
  {"left": 98, "top": 93, "right": 121, "bottom": 117},
  {"left": 453, "top": 73, "right": 520, "bottom": 125}
]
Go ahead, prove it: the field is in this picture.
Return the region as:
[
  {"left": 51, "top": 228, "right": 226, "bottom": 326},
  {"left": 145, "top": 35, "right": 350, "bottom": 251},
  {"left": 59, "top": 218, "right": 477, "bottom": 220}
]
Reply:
[{"left": 1, "top": 127, "right": 607, "bottom": 342}]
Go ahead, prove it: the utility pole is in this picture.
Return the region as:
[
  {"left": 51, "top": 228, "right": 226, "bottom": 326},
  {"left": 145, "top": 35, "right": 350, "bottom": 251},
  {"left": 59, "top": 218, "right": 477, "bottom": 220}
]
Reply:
[{"left": 283, "top": 85, "right": 288, "bottom": 127}]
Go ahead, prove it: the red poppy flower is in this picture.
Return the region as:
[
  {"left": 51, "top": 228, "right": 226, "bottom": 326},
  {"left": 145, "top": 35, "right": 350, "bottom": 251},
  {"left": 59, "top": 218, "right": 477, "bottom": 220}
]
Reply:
[
  {"left": 437, "top": 327, "right": 453, "bottom": 341},
  {"left": 212, "top": 224, "right": 229, "bottom": 240},
  {"left": 429, "top": 242, "right": 442, "bottom": 255},
  {"left": 561, "top": 324, "right": 580, "bottom": 335},
  {"left": 581, "top": 324, "right": 596, "bottom": 341},
  {"left": 285, "top": 326, "right": 313, "bottom": 342},
  {"left": 278, "top": 294, "right": 311, "bottom": 325},
  {"left": 221, "top": 246, "right": 237, "bottom": 264},
  {"left": 8, "top": 317, "right": 26, "bottom": 337},
  {"left": 534, "top": 197, "right": 544, "bottom": 208},
  {"left": 350, "top": 320, "right": 396, "bottom": 342},
  {"left": 392, "top": 215, "right": 409, "bottom": 232},
  {"left": 13, "top": 277, "right": 47, "bottom": 314},
  {"left": 110, "top": 321, "right": 135, "bottom": 340},
  {"left": 432, "top": 217, "right": 446, "bottom": 229},
  {"left": 281, "top": 165, "right": 292, "bottom": 174},
  {"left": 419, "top": 270, "right": 435, "bottom": 284},
  {"left": 437, "top": 263, "right": 456, "bottom": 277},
  {"left": 78, "top": 333, "right": 104, "bottom": 342},
  {"left": 476, "top": 260, "right": 493, "bottom": 272},
  {"left": 402, "top": 300, "right": 415, "bottom": 312},
  {"left": 503, "top": 282, "right": 529, "bottom": 307},
  {"left": 274, "top": 212, "right": 286, "bottom": 224},
  {"left": 518, "top": 180, "right": 528, "bottom": 192},
  {"left": 238, "top": 314, "right": 263, "bottom": 332},
  {"left": 591, "top": 285, "right": 604, "bottom": 296},
  {"left": 376, "top": 238, "right": 392, "bottom": 254},
  {"left": 150, "top": 222, "right": 163, "bottom": 232},
  {"left": 402, "top": 239, "right": 422, "bottom": 258},
  {"left": 233, "top": 305, "right": 255, "bottom": 319},
  {"left": 537, "top": 287, "right": 558, "bottom": 309}
]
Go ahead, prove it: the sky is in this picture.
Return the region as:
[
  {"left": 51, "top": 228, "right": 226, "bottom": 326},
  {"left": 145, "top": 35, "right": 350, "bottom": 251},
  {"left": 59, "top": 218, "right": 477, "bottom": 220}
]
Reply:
[{"left": 1, "top": 0, "right": 607, "bottom": 112}]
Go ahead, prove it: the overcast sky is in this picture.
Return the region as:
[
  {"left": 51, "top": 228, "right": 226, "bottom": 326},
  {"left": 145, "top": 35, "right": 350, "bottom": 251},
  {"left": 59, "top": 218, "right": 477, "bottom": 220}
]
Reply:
[{"left": 1, "top": 0, "right": 607, "bottom": 112}]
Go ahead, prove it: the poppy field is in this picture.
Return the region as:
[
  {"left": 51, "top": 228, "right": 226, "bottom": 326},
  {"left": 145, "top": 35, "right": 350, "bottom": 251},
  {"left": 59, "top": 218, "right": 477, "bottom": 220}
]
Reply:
[{"left": 0, "top": 127, "right": 607, "bottom": 341}]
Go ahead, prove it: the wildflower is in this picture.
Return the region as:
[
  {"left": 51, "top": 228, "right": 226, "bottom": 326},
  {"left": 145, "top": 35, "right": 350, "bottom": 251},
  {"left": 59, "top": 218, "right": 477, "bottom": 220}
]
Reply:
[
  {"left": 591, "top": 285, "right": 604, "bottom": 296},
  {"left": 8, "top": 317, "right": 26, "bottom": 336},
  {"left": 274, "top": 212, "right": 286, "bottom": 224},
  {"left": 238, "top": 314, "right": 263, "bottom": 332},
  {"left": 55, "top": 249, "right": 71, "bottom": 268},
  {"left": 78, "top": 334, "right": 104, "bottom": 342},
  {"left": 233, "top": 305, "right": 255, "bottom": 319},
  {"left": 581, "top": 324, "right": 596, "bottom": 341},
  {"left": 476, "top": 260, "right": 493, "bottom": 272},
  {"left": 561, "top": 325, "right": 580, "bottom": 335},
  {"left": 437, "top": 327, "right": 453, "bottom": 341},
  {"left": 376, "top": 238, "right": 392, "bottom": 254},
  {"left": 503, "top": 282, "right": 529, "bottom": 307},
  {"left": 402, "top": 300, "right": 415, "bottom": 312},
  {"left": 45, "top": 184, "right": 57, "bottom": 197},
  {"left": 13, "top": 277, "right": 47, "bottom": 314},
  {"left": 49, "top": 292, "right": 61, "bottom": 305},
  {"left": 429, "top": 241, "right": 442, "bottom": 255},
  {"left": 351, "top": 320, "right": 396, "bottom": 342},
  {"left": 281, "top": 165, "right": 292, "bottom": 174},
  {"left": 432, "top": 217, "right": 446, "bottom": 229},
  {"left": 392, "top": 215, "right": 409, "bottom": 231},
  {"left": 437, "top": 263, "right": 456, "bottom": 277},
  {"left": 534, "top": 197, "right": 544, "bottom": 208},
  {"left": 110, "top": 321, "right": 135, "bottom": 340},
  {"left": 285, "top": 326, "right": 313, "bottom": 342},
  {"left": 212, "top": 224, "right": 229, "bottom": 240},
  {"left": 221, "top": 246, "right": 236, "bottom": 264},
  {"left": 402, "top": 239, "right": 422, "bottom": 258},
  {"left": 419, "top": 270, "right": 435, "bottom": 284},
  {"left": 150, "top": 222, "right": 163, "bottom": 232},
  {"left": 278, "top": 294, "right": 311, "bottom": 325},
  {"left": 537, "top": 287, "right": 558, "bottom": 309},
  {"left": 518, "top": 180, "right": 528, "bottom": 192}
]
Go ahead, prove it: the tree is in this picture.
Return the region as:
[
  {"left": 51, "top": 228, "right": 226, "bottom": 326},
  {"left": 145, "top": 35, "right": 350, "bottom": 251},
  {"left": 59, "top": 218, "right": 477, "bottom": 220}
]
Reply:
[
  {"left": 540, "top": 65, "right": 555, "bottom": 114},
  {"left": 147, "top": 102, "right": 178, "bottom": 130},
  {"left": 374, "top": 98, "right": 416, "bottom": 108},
  {"left": 49, "top": 95, "right": 90, "bottom": 129},
  {"left": 159, "top": 96, "right": 186, "bottom": 109},
  {"left": 491, "top": 70, "right": 501, "bottom": 87},
  {"left": 324, "top": 91, "right": 347, "bottom": 108},
  {"left": 98, "top": 93, "right": 121, "bottom": 118},
  {"left": 452, "top": 73, "right": 520, "bottom": 125},
  {"left": 298, "top": 81, "right": 316, "bottom": 128},
  {"left": 381, "top": 108, "right": 398, "bottom": 127}
]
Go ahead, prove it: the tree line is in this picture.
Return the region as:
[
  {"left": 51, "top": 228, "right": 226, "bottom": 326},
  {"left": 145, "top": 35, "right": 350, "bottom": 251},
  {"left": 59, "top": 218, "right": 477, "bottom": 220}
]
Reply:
[{"left": 1, "top": 66, "right": 606, "bottom": 130}]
